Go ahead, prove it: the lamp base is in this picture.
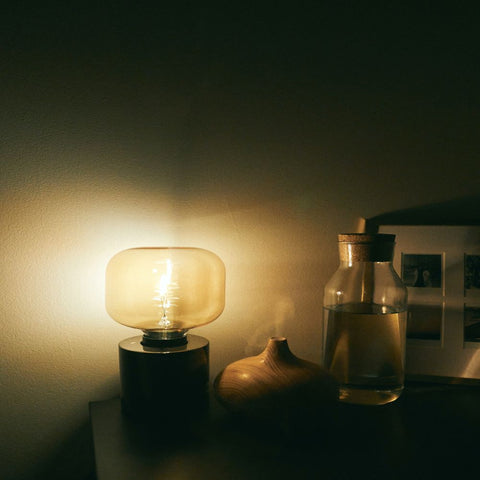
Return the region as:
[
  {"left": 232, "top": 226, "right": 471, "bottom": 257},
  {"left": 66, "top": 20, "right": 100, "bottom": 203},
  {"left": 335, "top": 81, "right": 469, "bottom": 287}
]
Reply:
[{"left": 119, "top": 334, "right": 209, "bottom": 424}]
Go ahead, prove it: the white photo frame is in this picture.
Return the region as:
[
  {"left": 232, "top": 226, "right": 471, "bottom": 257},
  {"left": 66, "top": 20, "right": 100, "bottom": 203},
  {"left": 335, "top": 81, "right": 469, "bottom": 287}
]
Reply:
[{"left": 376, "top": 225, "right": 480, "bottom": 383}]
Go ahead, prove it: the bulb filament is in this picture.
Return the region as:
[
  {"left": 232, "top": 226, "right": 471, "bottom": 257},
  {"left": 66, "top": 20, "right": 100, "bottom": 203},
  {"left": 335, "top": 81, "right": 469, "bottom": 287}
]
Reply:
[{"left": 152, "top": 259, "right": 178, "bottom": 329}]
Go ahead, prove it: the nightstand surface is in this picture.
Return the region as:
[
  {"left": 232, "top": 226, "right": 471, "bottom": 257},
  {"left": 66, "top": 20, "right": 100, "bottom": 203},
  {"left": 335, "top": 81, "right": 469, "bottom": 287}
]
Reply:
[{"left": 90, "top": 383, "right": 480, "bottom": 480}]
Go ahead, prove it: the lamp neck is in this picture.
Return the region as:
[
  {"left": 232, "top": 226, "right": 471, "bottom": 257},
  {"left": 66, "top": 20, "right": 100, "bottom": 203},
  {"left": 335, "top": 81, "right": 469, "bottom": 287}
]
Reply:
[{"left": 141, "top": 329, "right": 188, "bottom": 348}]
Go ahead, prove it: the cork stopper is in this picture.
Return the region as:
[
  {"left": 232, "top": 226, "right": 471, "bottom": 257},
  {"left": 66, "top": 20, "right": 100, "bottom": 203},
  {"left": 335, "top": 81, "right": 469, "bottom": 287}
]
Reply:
[{"left": 338, "top": 233, "right": 395, "bottom": 262}]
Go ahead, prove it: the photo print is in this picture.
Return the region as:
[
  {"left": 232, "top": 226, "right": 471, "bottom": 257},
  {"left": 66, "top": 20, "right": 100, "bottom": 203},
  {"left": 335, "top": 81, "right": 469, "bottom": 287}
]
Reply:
[
  {"left": 407, "top": 303, "right": 443, "bottom": 341},
  {"left": 464, "top": 305, "right": 480, "bottom": 342},
  {"left": 465, "top": 255, "right": 480, "bottom": 291},
  {"left": 401, "top": 254, "right": 443, "bottom": 288}
]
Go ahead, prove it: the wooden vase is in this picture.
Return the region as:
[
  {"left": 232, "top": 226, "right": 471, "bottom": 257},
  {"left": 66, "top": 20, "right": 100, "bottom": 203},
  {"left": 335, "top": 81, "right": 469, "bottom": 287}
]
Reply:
[{"left": 214, "top": 337, "right": 338, "bottom": 427}]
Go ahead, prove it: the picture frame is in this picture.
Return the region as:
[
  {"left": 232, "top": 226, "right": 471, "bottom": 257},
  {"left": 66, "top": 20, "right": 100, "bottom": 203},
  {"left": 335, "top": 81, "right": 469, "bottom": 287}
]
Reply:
[{"left": 373, "top": 224, "right": 480, "bottom": 383}]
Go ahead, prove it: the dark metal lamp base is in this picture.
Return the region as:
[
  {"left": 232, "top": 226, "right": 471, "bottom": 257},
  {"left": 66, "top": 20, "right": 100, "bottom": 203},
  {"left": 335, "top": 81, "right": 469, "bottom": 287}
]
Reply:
[{"left": 118, "top": 334, "right": 209, "bottom": 424}]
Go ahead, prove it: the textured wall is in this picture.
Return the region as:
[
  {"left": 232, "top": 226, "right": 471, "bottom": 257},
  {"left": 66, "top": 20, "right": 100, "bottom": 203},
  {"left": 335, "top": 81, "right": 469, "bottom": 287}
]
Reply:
[{"left": 1, "top": 4, "right": 479, "bottom": 479}]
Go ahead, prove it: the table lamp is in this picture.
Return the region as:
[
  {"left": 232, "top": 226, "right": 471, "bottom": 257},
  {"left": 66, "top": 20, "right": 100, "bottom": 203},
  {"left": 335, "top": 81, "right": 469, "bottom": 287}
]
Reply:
[{"left": 105, "top": 247, "right": 225, "bottom": 422}]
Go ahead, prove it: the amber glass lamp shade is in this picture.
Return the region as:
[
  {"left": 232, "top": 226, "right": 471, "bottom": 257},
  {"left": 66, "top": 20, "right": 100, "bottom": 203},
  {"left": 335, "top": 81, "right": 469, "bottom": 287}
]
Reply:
[
  {"left": 106, "top": 247, "right": 225, "bottom": 345},
  {"left": 105, "top": 247, "right": 225, "bottom": 422}
]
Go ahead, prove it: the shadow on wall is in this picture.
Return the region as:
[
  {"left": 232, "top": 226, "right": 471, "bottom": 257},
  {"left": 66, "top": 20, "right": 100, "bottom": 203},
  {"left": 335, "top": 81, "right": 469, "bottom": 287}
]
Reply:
[
  {"left": 27, "top": 376, "right": 121, "bottom": 480},
  {"left": 36, "top": 422, "right": 96, "bottom": 480},
  {"left": 361, "top": 194, "right": 480, "bottom": 232}
]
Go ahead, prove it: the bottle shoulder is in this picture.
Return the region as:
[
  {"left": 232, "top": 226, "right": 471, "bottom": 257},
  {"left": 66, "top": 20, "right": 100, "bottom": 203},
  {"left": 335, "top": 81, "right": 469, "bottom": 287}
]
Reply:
[{"left": 324, "top": 262, "right": 407, "bottom": 308}]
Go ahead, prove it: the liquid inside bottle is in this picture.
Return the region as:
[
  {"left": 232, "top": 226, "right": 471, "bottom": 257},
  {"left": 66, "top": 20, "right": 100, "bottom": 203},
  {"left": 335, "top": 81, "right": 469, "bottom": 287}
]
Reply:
[{"left": 323, "top": 303, "right": 406, "bottom": 405}]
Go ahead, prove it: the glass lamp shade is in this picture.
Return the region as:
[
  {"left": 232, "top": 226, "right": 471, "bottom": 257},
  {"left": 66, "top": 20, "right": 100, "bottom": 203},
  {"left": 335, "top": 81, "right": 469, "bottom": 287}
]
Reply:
[{"left": 106, "top": 247, "right": 225, "bottom": 342}]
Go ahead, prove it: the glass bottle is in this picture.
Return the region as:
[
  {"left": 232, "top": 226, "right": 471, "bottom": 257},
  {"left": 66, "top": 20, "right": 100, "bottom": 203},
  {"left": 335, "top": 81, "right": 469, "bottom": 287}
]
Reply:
[{"left": 323, "top": 234, "right": 407, "bottom": 405}]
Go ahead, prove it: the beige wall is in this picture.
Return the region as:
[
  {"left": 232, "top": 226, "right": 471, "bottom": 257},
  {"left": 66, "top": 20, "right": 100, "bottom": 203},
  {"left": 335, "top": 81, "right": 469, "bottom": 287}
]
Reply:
[{"left": 1, "top": 4, "right": 479, "bottom": 479}]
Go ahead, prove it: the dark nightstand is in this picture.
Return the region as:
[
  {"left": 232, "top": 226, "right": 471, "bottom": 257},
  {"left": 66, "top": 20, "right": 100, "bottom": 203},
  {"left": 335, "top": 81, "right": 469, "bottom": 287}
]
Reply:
[{"left": 90, "top": 382, "right": 480, "bottom": 480}]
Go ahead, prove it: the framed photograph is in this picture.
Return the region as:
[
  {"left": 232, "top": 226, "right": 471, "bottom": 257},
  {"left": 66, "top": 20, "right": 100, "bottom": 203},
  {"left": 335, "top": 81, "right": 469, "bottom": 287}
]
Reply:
[{"left": 375, "top": 225, "right": 480, "bottom": 383}]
